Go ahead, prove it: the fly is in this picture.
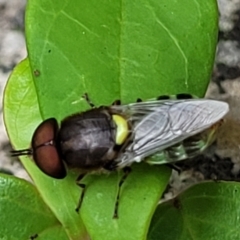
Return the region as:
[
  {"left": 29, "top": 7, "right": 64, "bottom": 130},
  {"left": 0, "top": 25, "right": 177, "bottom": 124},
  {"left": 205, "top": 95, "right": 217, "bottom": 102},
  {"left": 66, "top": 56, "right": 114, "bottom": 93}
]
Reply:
[{"left": 11, "top": 93, "right": 229, "bottom": 217}]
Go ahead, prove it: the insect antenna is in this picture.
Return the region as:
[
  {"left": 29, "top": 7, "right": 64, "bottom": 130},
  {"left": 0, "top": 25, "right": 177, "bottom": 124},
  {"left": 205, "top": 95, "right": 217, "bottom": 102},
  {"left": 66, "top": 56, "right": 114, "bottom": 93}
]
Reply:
[
  {"left": 11, "top": 148, "right": 32, "bottom": 157},
  {"left": 113, "top": 166, "right": 131, "bottom": 218}
]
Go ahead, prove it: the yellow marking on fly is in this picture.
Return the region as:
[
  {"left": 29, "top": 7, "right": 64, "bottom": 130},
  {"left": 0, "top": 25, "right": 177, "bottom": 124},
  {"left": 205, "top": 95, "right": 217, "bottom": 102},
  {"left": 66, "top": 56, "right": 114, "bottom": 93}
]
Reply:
[{"left": 112, "top": 115, "right": 129, "bottom": 145}]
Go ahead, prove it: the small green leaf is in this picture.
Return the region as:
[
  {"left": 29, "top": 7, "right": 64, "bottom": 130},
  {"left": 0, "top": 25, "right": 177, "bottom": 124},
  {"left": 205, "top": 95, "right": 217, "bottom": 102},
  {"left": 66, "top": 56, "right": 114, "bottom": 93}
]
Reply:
[
  {"left": 0, "top": 173, "right": 69, "bottom": 240},
  {"left": 148, "top": 182, "right": 240, "bottom": 240}
]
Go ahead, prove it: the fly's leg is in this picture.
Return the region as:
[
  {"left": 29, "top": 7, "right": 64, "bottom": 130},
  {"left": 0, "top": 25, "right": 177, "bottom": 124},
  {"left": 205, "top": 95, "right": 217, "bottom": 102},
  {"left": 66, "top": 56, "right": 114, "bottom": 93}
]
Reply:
[
  {"left": 113, "top": 166, "right": 131, "bottom": 218},
  {"left": 136, "top": 93, "right": 195, "bottom": 105},
  {"left": 156, "top": 95, "right": 171, "bottom": 100},
  {"left": 166, "top": 164, "right": 182, "bottom": 174},
  {"left": 103, "top": 160, "right": 118, "bottom": 171},
  {"left": 75, "top": 173, "right": 86, "bottom": 213},
  {"left": 82, "top": 93, "right": 95, "bottom": 108},
  {"left": 30, "top": 234, "right": 38, "bottom": 240},
  {"left": 83, "top": 93, "right": 122, "bottom": 107},
  {"left": 112, "top": 99, "right": 121, "bottom": 105},
  {"left": 157, "top": 93, "right": 194, "bottom": 100},
  {"left": 114, "top": 98, "right": 141, "bottom": 105}
]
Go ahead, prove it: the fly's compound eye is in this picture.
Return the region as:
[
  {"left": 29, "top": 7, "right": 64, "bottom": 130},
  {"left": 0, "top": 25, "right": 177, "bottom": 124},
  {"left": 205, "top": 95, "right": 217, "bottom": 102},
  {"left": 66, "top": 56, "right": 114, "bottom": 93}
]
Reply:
[
  {"left": 112, "top": 115, "right": 129, "bottom": 145},
  {"left": 31, "top": 118, "right": 67, "bottom": 179}
]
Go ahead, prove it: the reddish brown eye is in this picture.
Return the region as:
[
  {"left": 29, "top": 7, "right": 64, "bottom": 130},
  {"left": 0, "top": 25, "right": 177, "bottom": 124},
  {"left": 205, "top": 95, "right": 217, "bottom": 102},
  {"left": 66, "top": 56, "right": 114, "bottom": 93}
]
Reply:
[
  {"left": 31, "top": 118, "right": 66, "bottom": 179},
  {"left": 32, "top": 118, "right": 58, "bottom": 149},
  {"left": 33, "top": 145, "right": 66, "bottom": 179}
]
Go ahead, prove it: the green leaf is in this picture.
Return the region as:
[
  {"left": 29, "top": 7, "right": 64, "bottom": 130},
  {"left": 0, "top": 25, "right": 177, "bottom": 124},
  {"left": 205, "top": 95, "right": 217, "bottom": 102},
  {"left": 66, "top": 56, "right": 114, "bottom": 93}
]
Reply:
[
  {"left": 4, "top": 59, "right": 88, "bottom": 240},
  {"left": 81, "top": 164, "right": 171, "bottom": 240},
  {"left": 0, "top": 173, "right": 69, "bottom": 240},
  {"left": 25, "top": 0, "right": 218, "bottom": 120},
  {"left": 148, "top": 182, "right": 240, "bottom": 240}
]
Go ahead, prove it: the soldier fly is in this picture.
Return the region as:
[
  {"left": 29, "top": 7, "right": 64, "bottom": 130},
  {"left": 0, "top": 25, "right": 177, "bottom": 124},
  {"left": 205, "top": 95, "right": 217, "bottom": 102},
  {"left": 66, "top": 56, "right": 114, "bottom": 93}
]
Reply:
[{"left": 11, "top": 93, "right": 229, "bottom": 217}]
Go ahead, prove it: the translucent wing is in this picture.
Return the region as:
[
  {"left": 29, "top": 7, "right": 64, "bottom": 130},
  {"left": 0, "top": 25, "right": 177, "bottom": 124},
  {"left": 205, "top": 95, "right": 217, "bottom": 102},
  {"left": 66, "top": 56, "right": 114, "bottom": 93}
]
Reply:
[{"left": 111, "top": 99, "right": 229, "bottom": 167}]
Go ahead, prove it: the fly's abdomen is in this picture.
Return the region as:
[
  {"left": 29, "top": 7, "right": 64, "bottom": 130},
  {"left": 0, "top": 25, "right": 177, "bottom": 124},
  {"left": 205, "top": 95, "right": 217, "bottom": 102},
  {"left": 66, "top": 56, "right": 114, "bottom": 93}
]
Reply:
[{"left": 146, "top": 121, "right": 220, "bottom": 164}]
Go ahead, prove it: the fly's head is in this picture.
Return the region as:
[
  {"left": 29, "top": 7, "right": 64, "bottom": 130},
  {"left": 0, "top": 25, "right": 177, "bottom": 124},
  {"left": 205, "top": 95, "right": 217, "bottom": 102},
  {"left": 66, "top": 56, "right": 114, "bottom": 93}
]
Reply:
[{"left": 12, "top": 118, "right": 66, "bottom": 179}]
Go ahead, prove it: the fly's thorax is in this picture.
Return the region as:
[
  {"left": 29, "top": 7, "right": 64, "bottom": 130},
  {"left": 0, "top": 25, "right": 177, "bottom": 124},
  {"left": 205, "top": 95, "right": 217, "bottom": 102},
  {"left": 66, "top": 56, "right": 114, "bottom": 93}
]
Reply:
[{"left": 58, "top": 108, "right": 129, "bottom": 171}]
